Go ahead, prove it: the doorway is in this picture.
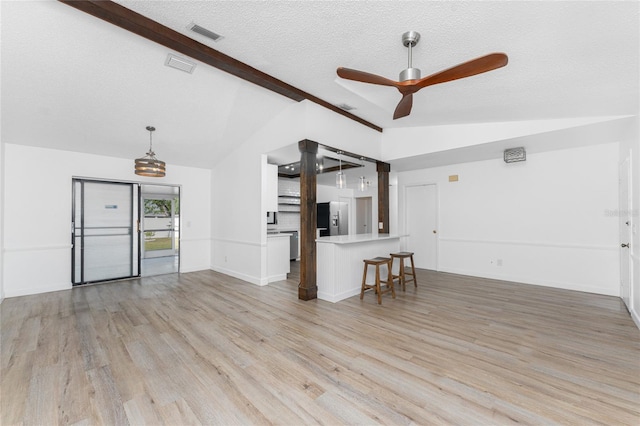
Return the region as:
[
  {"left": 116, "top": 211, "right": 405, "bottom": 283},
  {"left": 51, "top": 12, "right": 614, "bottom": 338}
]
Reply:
[
  {"left": 356, "top": 197, "right": 373, "bottom": 234},
  {"left": 619, "top": 156, "right": 632, "bottom": 310},
  {"left": 141, "top": 185, "right": 180, "bottom": 276},
  {"left": 72, "top": 179, "right": 140, "bottom": 285},
  {"left": 72, "top": 179, "right": 180, "bottom": 285},
  {"left": 405, "top": 184, "right": 438, "bottom": 270}
]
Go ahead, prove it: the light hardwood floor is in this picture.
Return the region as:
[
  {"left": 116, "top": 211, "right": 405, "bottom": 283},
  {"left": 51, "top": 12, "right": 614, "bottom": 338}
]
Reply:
[{"left": 1, "top": 265, "right": 639, "bottom": 425}]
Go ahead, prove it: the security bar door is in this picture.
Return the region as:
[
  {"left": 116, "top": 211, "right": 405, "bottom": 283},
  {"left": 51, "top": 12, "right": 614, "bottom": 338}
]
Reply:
[{"left": 72, "top": 179, "right": 140, "bottom": 285}]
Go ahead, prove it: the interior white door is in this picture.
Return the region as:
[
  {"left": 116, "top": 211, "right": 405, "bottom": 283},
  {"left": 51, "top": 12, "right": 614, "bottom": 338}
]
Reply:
[
  {"left": 355, "top": 197, "right": 372, "bottom": 234},
  {"left": 405, "top": 184, "right": 437, "bottom": 270},
  {"left": 619, "top": 157, "right": 632, "bottom": 309}
]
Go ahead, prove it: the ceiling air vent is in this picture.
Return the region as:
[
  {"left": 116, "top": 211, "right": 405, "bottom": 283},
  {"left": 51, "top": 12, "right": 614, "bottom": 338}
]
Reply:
[
  {"left": 189, "top": 23, "right": 224, "bottom": 42},
  {"left": 337, "top": 103, "right": 356, "bottom": 111},
  {"left": 165, "top": 53, "right": 196, "bottom": 74}
]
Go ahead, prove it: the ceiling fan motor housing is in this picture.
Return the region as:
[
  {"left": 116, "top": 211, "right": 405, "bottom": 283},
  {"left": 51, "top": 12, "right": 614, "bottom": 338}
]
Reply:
[
  {"left": 400, "top": 31, "right": 421, "bottom": 81},
  {"left": 400, "top": 67, "right": 421, "bottom": 81}
]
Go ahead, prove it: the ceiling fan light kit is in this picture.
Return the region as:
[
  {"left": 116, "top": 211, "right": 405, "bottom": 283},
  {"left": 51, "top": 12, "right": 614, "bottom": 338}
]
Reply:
[{"left": 337, "top": 31, "right": 508, "bottom": 120}]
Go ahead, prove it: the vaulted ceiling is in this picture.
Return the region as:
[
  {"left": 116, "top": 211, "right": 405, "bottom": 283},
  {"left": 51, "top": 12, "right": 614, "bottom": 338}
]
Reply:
[{"left": 2, "top": 1, "right": 638, "bottom": 170}]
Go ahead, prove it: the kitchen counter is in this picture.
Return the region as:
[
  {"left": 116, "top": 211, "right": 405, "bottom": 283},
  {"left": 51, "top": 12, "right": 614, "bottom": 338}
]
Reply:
[
  {"left": 266, "top": 233, "right": 291, "bottom": 239},
  {"left": 267, "top": 227, "right": 299, "bottom": 233},
  {"left": 316, "top": 233, "right": 402, "bottom": 303},
  {"left": 316, "top": 233, "right": 403, "bottom": 245}
]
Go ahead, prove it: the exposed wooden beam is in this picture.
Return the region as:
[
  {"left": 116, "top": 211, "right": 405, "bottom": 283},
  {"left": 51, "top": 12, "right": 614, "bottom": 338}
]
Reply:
[{"left": 58, "top": 0, "right": 383, "bottom": 133}]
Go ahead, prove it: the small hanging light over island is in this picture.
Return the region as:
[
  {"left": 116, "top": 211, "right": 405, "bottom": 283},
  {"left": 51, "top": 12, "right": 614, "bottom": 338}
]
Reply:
[
  {"left": 335, "top": 151, "right": 346, "bottom": 189},
  {"left": 358, "top": 157, "right": 369, "bottom": 192},
  {"left": 135, "top": 126, "right": 166, "bottom": 177}
]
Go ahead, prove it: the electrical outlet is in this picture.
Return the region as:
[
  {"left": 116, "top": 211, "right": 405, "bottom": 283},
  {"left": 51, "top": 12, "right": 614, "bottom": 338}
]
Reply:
[
  {"left": 224, "top": 256, "right": 228, "bottom": 263},
  {"left": 378, "top": 222, "right": 383, "bottom": 230},
  {"left": 497, "top": 259, "right": 503, "bottom": 267}
]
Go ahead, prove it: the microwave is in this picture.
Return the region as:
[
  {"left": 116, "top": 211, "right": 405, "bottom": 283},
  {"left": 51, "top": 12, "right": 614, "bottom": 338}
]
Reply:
[{"left": 266, "top": 211, "right": 277, "bottom": 225}]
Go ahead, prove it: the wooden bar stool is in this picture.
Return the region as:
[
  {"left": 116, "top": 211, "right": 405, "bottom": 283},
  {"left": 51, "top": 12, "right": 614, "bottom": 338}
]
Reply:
[
  {"left": 390, "top": 252, "right": 417, "bottom": 291},
  {"left": 360, "top": 257, "right": 396, "bottom": 304}
]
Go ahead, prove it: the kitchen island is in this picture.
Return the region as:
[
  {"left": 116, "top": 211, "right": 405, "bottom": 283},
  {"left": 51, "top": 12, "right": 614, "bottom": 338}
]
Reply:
[{"left": 316, "top": 233, "right": 402, "bottom": 302}]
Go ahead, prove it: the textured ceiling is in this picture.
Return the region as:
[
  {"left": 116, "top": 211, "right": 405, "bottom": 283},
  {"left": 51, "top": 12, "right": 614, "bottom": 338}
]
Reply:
[
  {"left": 1, "top": 1, "right": 638, "bottom": 170},
  {"left": 117, "top": 0, "right": 639, "bottom": 127}
]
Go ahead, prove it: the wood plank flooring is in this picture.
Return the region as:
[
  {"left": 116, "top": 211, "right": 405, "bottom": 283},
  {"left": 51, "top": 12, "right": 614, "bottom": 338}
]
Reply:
[{"left": 2, "top": 265, "right": 639, "bottom": 425}]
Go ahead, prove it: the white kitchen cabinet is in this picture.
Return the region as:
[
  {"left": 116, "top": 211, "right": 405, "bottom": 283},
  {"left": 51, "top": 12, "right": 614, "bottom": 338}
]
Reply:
[
  {"left": 267, "top": 234, "right": 290, "bottom": 282},
  {"left": 265, "top": 163, "right": 278, "bottom": 212}
]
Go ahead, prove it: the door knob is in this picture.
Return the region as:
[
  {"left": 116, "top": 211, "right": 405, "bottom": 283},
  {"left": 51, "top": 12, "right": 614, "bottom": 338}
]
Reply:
[
  {"left": 432, "top": 230, "right": 437, "bottom": 234},
  {"left": 621, "top": 243, "right": 630, "bottom": 248}
]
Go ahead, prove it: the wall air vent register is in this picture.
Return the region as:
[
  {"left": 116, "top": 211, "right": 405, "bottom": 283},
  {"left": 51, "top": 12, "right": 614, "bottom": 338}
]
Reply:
[{"left": 504, "top": 147, "right": 526, "bottom": 163}]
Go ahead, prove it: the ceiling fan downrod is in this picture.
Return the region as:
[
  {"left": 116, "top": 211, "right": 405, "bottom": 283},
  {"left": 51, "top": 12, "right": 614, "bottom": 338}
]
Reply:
[{"left": 400, "top": 31, "right": 421, "bottom": 82}]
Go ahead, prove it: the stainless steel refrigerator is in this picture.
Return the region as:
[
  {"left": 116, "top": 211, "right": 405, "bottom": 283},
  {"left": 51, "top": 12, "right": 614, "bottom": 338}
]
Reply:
[{"left": 317, "top": 202, "right": 348, "bottom": 237}]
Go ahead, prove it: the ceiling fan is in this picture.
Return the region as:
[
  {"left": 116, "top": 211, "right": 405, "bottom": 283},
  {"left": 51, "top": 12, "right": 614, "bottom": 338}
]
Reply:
[{"left": 337, "top": 31, "right": 508, "bottom": 120}]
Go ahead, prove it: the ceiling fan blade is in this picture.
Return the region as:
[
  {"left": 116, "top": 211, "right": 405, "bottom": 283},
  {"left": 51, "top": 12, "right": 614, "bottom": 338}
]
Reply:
[
  {"left": 393, "top": 93, "right": 413, "bottom": 120},
  {"left": 414, "top": 53, "right": 508, "bottom": 90},
  {"left": 337, "top": 67, "right": 399, "bottom": 87}
]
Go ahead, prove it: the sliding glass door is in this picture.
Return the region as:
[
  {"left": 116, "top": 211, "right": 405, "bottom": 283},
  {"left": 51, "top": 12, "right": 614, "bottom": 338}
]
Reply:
[
  {"left": 140, "top": 185, "right": 180, "bottom": 276},
  {"left": 142, "top": 195, "right": 179, "bottom": 259},
  {"left": 72, "top": 179, "right": 181, "bottom": 284},
  {"left": 72, "top": 179, "right": 140, "bottom": 285}
]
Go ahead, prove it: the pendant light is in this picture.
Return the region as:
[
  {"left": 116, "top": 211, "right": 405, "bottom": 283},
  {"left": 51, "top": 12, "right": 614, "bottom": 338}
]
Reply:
[
  {"left": 135, "top": 126, "right": 166, "bottom": 177},
  {"left": 336, "top": 151, "right": 346, "bottom": 189},
  {"left": 358, "top": 176, "right": 367, "bottom": 191},
  {"left": 358, "top": 157, "right": 368, "bottom": 192}
]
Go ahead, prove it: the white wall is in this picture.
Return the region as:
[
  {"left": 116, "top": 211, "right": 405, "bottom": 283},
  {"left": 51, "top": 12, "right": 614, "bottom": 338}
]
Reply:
[
  {"left": 303, "top": 101, "right": 383, "bottom": 161},
  {"left": 211, "top": 103, "right": 306, "bottom": 285},
  {"left": 0, "top": 139, "right": 4, "bottom": 302},
  {"left": 317, "top": 184, "right": 353, "bottom": 204},
  {"left": 619, "top": 116, "right": 640, "bottom": 327},
  {"left": 397, "top": 142, "right": 620, "bottom": 296},
  {"left": 2, "top": 144, "right": 211, "bottom": 298},
  {"left": 382, "top": 116, "right": 633, "bottom": 162},
  {"left": 0, "top": 0, "right": 4, "bottom": 301},
  {"left": 210, "top": 100, "right": 383, "bottom": 285}
]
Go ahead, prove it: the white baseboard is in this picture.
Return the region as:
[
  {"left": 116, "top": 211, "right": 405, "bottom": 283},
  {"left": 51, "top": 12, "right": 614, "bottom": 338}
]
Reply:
[
  {"left": 5, "top": 282, "right": 71, "bottom": 298},
  {"left": 438, "top": 266, "right": 618, "bottom": 296},
  {"left": 267, "top": 274, "right": 287, "bottom": 283},
  {"left": 210, "top": 265, "right": 267, "bottom": 286},
  {"left": 630, "top": 306, "right": 640, "bottom": 330},
  {"left": 318, "top": 288, "right": 361, "bottom": 303},
  {"left": 179, "top": 264, "right": 211, "bottom": 274}
]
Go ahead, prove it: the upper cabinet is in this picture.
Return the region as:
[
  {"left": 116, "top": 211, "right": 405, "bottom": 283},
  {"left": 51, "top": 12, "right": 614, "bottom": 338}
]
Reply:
[{"left": 265, "top": 163, "right": 278, "bottom": 212}]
